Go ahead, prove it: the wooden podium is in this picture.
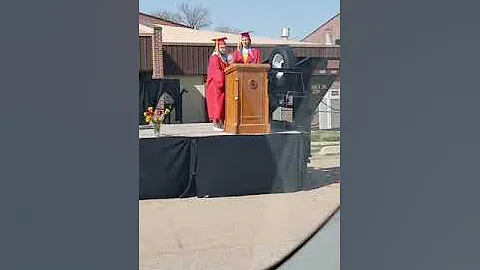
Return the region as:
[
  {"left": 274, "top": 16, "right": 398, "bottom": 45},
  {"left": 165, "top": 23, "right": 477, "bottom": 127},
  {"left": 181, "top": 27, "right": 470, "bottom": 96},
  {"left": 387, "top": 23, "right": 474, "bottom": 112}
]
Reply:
[{"left": 224, "top": 63, "right": 271, "bottom": 134}]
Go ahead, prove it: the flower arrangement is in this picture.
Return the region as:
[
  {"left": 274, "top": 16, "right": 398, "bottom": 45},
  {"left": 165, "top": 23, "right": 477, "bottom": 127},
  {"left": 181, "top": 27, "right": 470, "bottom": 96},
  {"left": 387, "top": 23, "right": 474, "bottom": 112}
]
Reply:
[{"left": 144, "top": 106, "right": 171, "bottom": 135}]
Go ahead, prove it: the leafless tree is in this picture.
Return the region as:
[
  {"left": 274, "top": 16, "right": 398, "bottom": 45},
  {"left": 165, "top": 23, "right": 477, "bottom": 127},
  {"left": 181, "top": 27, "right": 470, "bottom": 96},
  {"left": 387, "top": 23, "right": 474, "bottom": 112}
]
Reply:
[
  {"left": 155, "top": 11, "right": 183, "bottom": 24},
  {"left": 215, "top": 26, "right": 241, "bottom": 34},
  {"left": 155, "top": 3, "right": 211, "bottom": 29}
]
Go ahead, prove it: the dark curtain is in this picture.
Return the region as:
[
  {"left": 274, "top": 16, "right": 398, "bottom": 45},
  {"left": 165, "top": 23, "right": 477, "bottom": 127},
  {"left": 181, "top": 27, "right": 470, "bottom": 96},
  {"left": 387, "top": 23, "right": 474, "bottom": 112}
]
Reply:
[
  {"left": 194, "top": 133, "right": 307, "bottom": 197},
  {"left": 139, "top": 137, "right": 193, "bottom": 199},
  {"left": 139, "top": 75, "right": 183, "bottom": 125},
  {"left": 139, "top": 133, "right": 308, "bottom": 199}
]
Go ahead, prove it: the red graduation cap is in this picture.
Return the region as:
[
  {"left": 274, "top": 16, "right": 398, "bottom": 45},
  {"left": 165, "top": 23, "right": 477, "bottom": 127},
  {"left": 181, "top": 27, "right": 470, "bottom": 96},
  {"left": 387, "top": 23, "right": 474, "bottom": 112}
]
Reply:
[
  {"left": 212, "top": 37, "right": 228, "bottom": 46},
  {"left": 240, "top": 31, "right": 253, "bottom": 40}
]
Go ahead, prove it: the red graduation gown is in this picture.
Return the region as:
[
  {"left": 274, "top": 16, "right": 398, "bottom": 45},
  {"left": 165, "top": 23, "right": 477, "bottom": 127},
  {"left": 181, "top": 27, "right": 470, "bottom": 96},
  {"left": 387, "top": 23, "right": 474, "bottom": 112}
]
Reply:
[
  {"left": 206, "top": 53, "right": 228, "bottom": 122},
  {"left": 231, "top": 48, "right": 262, "bottom": 64}
]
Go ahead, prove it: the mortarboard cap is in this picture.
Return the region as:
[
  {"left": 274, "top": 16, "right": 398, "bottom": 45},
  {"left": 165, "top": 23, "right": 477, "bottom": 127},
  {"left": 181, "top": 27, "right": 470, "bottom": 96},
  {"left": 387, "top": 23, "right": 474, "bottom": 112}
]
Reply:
[
  {"left": 212, "top": 37, "right": 228, "bottom": 46},
  {"left": 240, "top": 31, "right": 253, "bottom": 39}
]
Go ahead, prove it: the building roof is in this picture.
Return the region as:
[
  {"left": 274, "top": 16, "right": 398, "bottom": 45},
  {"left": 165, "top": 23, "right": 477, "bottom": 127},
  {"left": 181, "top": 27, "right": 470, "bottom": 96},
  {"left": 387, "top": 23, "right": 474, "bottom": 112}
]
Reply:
[
  {"left": 302, "top": 13, "right": 340, "bottom": 42},
  {"left": 139, "top": 12, "right": 192, "bottom": 28},
  {"left": 139, "top": 23, "right": 337, "bottom": 47}
]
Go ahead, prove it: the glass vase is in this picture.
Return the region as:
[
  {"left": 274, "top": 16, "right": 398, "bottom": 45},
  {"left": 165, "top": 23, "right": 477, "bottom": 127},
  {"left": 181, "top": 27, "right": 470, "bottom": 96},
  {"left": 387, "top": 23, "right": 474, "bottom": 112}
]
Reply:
[{"left": 153, "top": 123, "right": 161, "bottom": 137}]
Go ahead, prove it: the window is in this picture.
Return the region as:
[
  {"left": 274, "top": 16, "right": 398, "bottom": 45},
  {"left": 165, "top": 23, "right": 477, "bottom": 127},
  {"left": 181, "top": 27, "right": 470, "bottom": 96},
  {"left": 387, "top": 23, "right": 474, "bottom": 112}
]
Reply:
[{"left": 325, "top": 30, "right": 333, "bottom": 45}]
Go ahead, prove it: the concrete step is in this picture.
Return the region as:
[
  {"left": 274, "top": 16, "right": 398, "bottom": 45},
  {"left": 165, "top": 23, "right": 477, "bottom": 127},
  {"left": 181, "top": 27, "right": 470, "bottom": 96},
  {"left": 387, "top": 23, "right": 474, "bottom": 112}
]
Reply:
[{"left": 319, "top": 145, "right": 340, "bottom": 155}]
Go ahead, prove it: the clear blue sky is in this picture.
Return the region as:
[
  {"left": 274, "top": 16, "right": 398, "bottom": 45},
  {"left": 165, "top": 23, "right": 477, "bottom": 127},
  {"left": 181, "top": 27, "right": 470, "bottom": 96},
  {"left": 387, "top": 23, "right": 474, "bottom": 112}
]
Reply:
[{"left": 139, "top": 0, "right": 339, "bottom": 40}]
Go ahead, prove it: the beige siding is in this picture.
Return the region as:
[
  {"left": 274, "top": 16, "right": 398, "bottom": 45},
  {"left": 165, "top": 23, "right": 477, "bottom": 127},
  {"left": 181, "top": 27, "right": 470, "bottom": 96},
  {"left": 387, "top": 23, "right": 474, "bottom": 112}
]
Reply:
[{"left": 166, "top": 76, "right": 207, "bottom": 123}]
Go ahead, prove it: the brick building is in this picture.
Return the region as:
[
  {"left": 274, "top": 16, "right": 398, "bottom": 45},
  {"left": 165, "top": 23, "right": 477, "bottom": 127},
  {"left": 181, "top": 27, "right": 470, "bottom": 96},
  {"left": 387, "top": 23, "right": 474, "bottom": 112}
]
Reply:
[
  {"left": 302, "top": 13, "right": 340, "bottom": 45},
  {"left": 302, "top": 13, "right": 340, "bottom": 130}
]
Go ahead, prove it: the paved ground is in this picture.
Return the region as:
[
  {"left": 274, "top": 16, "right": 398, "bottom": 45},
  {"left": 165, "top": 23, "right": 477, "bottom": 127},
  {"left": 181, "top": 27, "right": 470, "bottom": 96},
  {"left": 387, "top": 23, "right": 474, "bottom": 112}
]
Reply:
[{"left": 139, "top": 138, "right": 340, "bottom": 270}]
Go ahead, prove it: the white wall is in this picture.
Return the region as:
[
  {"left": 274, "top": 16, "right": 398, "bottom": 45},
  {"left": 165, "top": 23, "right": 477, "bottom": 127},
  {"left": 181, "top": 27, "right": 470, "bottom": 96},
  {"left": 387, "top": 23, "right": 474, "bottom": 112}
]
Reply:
[{"left": 318, "top": 81, "right": 340, "bottom": 130}]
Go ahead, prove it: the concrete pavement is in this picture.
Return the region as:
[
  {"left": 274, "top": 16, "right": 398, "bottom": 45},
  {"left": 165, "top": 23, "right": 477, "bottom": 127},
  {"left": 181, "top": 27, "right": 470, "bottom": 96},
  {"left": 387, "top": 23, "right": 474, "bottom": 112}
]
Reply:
[{"left": 139, "top": 143, "right": 340, "bottom": 270}]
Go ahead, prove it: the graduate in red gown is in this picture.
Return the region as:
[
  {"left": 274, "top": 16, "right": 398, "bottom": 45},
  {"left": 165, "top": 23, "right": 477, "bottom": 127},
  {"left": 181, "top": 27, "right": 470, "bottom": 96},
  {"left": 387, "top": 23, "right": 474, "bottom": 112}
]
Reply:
[
  {"left": 231, "top": 31, "right": 262, "bottom": 64},
  {"left": 206, "top": 37, "right": 230, "bottom": 131}
]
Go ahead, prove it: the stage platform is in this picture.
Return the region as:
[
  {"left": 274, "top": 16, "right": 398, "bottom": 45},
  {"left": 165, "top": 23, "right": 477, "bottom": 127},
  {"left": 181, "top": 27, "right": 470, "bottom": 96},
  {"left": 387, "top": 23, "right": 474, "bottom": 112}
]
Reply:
[
  {"left": 139, "top": 123, "right": 301, "bottom": 138},
  {"left": 139, "top": 123, "right": 309, "bottom": 200}
]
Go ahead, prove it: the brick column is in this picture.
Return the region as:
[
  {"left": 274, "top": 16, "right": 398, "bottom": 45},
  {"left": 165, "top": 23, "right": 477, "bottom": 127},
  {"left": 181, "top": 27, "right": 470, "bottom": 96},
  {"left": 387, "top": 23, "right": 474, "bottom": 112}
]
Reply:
[{"left": 152, "top": 25, "right": 164, "bottom": 79}]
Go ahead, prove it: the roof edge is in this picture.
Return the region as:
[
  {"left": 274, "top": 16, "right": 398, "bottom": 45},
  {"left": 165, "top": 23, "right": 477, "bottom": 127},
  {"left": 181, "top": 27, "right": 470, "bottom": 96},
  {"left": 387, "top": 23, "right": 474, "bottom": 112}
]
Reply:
[
  {"left": 301, "top": 13, "right": 340, "bottom": 41},
  {"left": 162, "top": 42, "right": 339, "bottom": 48},
  {"left": 139, "top": 11, "right": 193, "bottom": 29}
]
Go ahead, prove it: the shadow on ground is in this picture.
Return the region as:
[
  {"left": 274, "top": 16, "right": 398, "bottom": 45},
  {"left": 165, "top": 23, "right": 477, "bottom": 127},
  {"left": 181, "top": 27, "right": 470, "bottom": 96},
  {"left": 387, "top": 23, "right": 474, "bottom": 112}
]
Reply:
[
  {"left": 301, "top": 166, "right": 340, "bottom": 191},
  {"left": 178, "top": 166, "right": 340, "bottom": 199}
]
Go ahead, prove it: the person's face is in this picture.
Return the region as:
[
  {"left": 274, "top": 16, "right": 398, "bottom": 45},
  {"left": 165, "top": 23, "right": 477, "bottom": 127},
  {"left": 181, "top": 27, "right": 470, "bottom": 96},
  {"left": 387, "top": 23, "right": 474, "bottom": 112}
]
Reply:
[
  {"left": 219, "top": 44, "right": 227, "bottom": 54},
  {"left": 241, "top": 37, "right": 251, "bottom": 48}
]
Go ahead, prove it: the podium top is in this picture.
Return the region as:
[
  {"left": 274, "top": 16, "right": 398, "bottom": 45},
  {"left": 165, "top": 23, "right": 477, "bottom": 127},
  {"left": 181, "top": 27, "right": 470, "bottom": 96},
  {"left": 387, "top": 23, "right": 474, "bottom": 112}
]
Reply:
[{"left": 224, "top": 63, "right": 271, "bottom": 74}]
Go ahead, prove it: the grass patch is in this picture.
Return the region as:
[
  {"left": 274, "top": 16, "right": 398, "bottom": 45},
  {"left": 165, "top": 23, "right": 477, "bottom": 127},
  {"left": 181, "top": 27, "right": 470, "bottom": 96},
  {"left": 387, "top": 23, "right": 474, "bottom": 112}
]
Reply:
[{"left": 311, "top": 130, "right": 340, "bottom": 142}]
